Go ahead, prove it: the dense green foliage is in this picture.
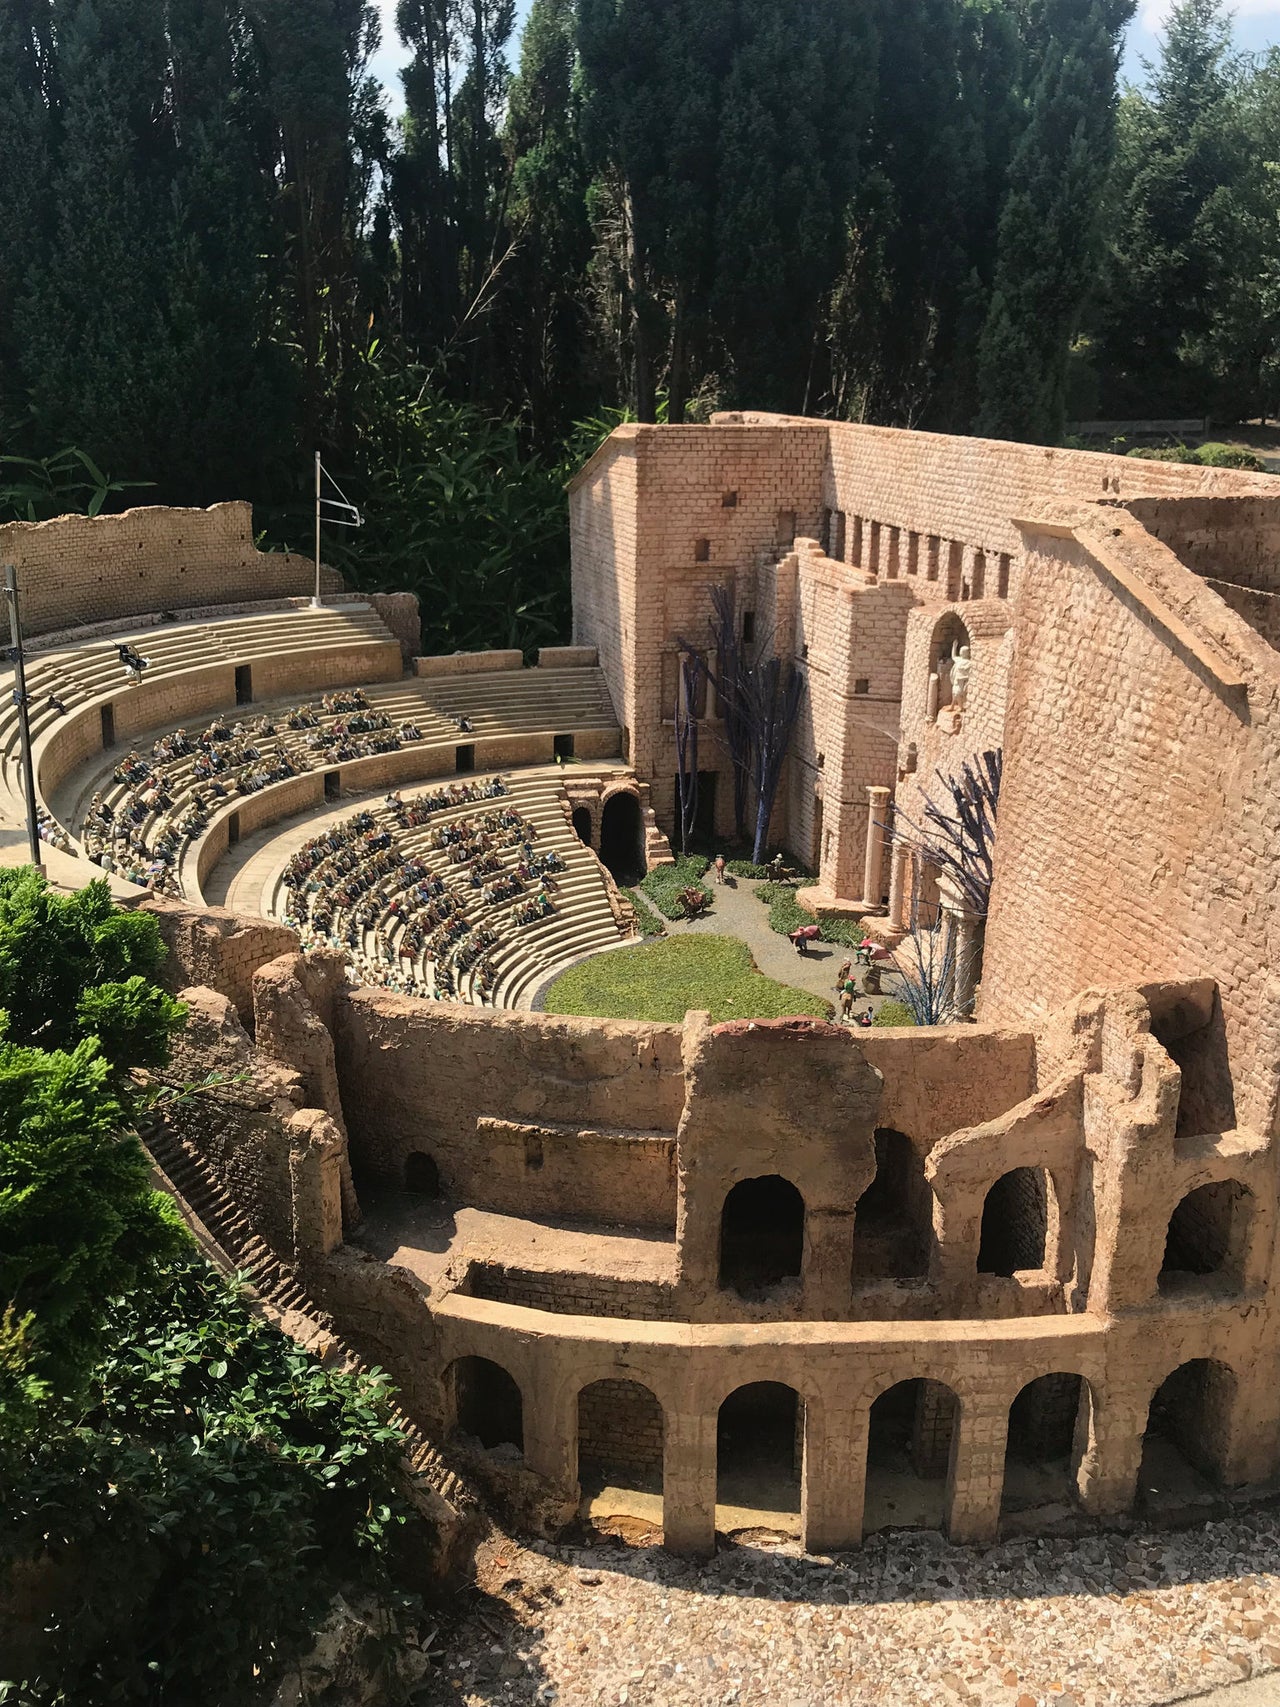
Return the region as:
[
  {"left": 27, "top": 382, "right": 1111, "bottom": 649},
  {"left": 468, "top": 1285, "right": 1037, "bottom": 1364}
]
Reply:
[
  {"left": 544, "top": 932, "right": 830, "bottom": 1022},
  {"left": 0, "top": 871, "right": 187, "bottom": 1410},
  {"left": 755, "top": 882, "right": 867, "bottom": 950},
  {"left": 872, "top": 998, "right": 918, "bottom": 1028},
  {"left": 638, "top": 855, "right": 712, "bottom": 920},
  {"left": 626, "top": 886, "right": 668, "bottom": 937},
  {"left": 3, "top": 0, "right": 1279, "bottom": 655},
  {"left": 1, "top": 1256, "right": 414, "bottom": 1706}
]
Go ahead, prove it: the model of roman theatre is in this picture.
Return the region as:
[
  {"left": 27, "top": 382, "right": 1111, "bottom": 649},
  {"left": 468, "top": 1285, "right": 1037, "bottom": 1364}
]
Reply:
[{"left": 4, "top": 410, "right": 1279, "bottom": 1554}]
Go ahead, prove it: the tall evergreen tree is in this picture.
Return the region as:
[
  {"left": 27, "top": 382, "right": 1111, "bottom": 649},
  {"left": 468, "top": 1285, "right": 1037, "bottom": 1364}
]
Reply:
[{"left": 975, "top": 0, "right": 1134, "bottom": 442}]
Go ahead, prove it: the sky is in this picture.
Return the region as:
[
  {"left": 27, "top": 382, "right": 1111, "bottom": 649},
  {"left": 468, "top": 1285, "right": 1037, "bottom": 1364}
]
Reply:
[{"left": 369, "top": 0, "right": 1280, "bottom": 118}]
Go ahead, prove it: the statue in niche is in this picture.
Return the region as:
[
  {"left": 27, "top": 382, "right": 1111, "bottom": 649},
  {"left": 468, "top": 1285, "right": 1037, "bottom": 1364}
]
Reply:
[{"left": 948, "top": 641, "right": 972, "bottom": 710}]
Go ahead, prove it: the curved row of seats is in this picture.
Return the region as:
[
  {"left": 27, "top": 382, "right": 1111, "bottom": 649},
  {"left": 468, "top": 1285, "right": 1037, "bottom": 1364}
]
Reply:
[
  {"left": 261, "top": 771, "right": 629, "bottom": 1008},
  {"left": 0, "top": 603, "right": 398, "bottom": 798}
]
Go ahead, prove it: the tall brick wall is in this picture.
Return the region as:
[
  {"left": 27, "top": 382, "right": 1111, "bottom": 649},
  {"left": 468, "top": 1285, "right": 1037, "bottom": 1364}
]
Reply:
[
  {"left": 980, "top": 513, "right": 1280, "bottom": 1134},
  {"left": 0, "top": 502, "right": 342, "bottom": 637}
]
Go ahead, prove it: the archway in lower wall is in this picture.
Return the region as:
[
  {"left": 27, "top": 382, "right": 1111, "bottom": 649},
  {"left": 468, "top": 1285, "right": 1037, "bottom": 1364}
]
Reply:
[
  {"left": 576, "top": 1378, "right": 665, "bottom": 1517},
  {"left": 716, "top": 1383, "right": 803, "bottom": 1533},
  {"left": 863, "top": 1379, "right": 957, "bottom": 1534},
  {"left": 599, "top": 791, "right": 645, "bottom": 886},
  {"left": 1139, "top": 1359, "right": 1237, "bottom": 1515},
  {"left": 405, "top": 1151, "right": 441, "bottom": 1196},
  {"left": 1001, "top": 1373, "right": 1089, "bottom": 1520},
  {"left": 448, "top": 1356, "right": 524, "bottom": 1455},
  {"left": 720, "top": 1176, "right": 805, "bottom": 1297},
  {"left": 571, "top": 806, "right": 593, "bottom": 848}
]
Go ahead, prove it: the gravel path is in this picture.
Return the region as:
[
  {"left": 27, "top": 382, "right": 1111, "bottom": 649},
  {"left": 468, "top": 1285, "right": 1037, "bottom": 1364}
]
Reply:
[{"left": 419, "top": 1513, "right": 1280, "bottom": 1707}]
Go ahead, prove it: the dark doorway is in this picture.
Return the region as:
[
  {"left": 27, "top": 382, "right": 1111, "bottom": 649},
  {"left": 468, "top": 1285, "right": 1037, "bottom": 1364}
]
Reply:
[
  {"left": 864, "top": 1379, "right": 957, "bottom": 1534},
  {"left": 1139, "top": 1359, "right": 1236, "bottom": 1513},
  {"left": 405, "top": 1152, "right": 441, "bottom": 1197},
  {"left": 600, "top": 791, "right": 645, "bottom": 886},
  {"left": 554, "top": 733, "right": 575, "bottom": 761},
  {"left": 455, "top": 744, "right": 475, "bottom": 774},
  {"left": 227, "top": 811, "right": 241, "bottom": 847},
  {"left": 577, "top": 1379, "right": 664, "bottom": 1500},
  {"left": 324, "top": 770, "right": 341, "bottom": 801},
  {"left": 100, "top": 703, "right": 115, "bottom": 749},
  {"left": 694, "top": 771, "right": 718, "bottom": 845},
  {"left": 717, "top": 1382, "right": 802, "bottom": 1522},
  {"left": 1001, "top": 1373, "right": 1087, "bottom": 1516},
  {"left": 720, "top": 1175, "right": 804, "bottom": 1297},
  {"left": 234, "top": 664, "right": 253, "bottom": 705},
  {"left": 1159, "top": 1181, "right": 1252, "bottom": 1295},
  {"left": 978, "top": 1168, "right": 1049, "bottom": 1277},
  {"left": 571, "top": 806, "right": 592, "bottom": 848},
  {"left": 450, "top": 1356, "right": 523, "bottom": 1453},
  {"left": 853, "top": 1129, "right": 930, "bottom": 1282},
  {"left": 811, "top": 794, "right": 824, "bottom": 875}
]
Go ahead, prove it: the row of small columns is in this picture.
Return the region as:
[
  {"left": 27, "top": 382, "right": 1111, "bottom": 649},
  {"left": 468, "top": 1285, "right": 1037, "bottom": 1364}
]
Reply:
[{"left": 514, "top": 1374, "right": 1152, "bottom": 1558}]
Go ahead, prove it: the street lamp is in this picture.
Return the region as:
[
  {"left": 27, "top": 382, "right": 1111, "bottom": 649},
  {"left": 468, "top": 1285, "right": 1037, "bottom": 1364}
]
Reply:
[{"left": 3, "top": 565, "right": 41, "bottom": 868}]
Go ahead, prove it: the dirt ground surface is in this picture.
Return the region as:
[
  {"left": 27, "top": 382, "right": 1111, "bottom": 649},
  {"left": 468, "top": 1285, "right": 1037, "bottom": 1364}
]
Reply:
[{"left": 417, "top": 1509, "right": 1280, "bottom": 1707}]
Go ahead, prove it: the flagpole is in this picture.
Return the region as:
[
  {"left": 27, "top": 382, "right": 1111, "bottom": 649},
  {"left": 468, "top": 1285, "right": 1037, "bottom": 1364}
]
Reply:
[{"left": 312, "top": 450, "right": 323, "bottom": 609}]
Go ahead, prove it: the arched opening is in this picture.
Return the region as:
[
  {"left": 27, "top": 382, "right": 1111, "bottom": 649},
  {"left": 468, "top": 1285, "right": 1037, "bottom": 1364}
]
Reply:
[
  {"left": 929, "top": 612, "right": 972, "bottom": 714},
  {"left": 720, "top": 1176, "right": 805, "bottom": 1298},
  {"left": 1159, "top": 1181, "right": 1253, "bottom": 1295},
  {"left": 978, "top": 1168, "right": 1050, "bottom": 1277},
  {"left": 571, "top": 806, "right": 593, "bottom": 849},
  {"left": 448, "top": 1356, "right": 523, "bottom": 1455},
  {"left": 852, "top": 1129, "right": 930, "bottom": 1281},
  {"left": 576, "top": 1379, "right": 664, "bottom": 1516},
  {"left": 599, "top": 792, "right": 645, "bottom": 887},
  {"left": 1001, "top": 1373, "right": 1089, "bottom": 1519},
  {"left": 1140, "top": 1359, "right": 1237, "bottom": 1513},
  {"left": 864, "top": 1379, "right": 957, "bottom": 1534},
  {"left": 404, "top": 1152, "right": 441, "bottom": 1197},
  {"left": 716, "top": 1383, "right": 803, "bottom": 1531}
]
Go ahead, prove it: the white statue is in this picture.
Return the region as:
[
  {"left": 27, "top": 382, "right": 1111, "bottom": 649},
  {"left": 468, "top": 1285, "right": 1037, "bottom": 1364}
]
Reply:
[{"left": 949, "top": 641, "right": 972, "bottom": 709}]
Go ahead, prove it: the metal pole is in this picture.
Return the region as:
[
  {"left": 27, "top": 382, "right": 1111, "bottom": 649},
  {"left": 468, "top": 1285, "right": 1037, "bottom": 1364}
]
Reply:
[
  {"left": 312, "top": 450, "right": 323, "bottom": 609},
  {"left": 4, "top": 565, "right": 42, "bottom": 868}
]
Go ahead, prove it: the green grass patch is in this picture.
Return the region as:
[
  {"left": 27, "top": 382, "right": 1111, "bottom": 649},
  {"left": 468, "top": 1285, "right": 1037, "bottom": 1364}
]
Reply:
[
  {"left": 543, "top": 934, "right": 831, "bottom": 1024},
  {"left": 872, "top": 997, "right": 917, "bottom": 1027},
  {"left": 639, "top": 854, "right": 712, "bottom": 920},
  {"left": 627, "top": 886, "right": 667, "bottom": 937},
  {"left": 755, "top": 881, "right": 868, "bottom": 950}
]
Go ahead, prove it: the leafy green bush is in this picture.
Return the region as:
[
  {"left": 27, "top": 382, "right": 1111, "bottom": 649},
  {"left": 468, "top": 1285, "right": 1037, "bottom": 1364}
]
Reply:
[
  {"left": 1, "top": 1257, "right": 414, "bottom": 1706},
  {"left": 1125, "top": 445, "right": 1197, "bottom": 462},
  {"left": 755, "top": 883, "right": 867, "bottom": 950},
  {"left": 627, "top": 887, "right": 667, "bottom": 937},
  {"left": 639, "top": 855, "right": 712, "bottom": 920},
  {"left": 1196, "top": 442, "right": 1266, "bottom": 471},
  {"left": 872, "top": 998, "right": 917, "bottom": 1028}
]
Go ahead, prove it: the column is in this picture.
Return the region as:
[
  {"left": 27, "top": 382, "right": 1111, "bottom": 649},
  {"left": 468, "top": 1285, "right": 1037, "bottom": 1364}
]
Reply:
[
  {"left": 946, "top": 1398, "right": 1008, "bottom": 1544},
  {"left": 522, "top": 1380, "right": 576, "bottom": 1491},
  {"left": 802, "top": 1399, "right": 868, "bottom": 1554},
  {"left": 862, "top": 785, "right": 891, "bottom": 909},
  {"left": 805, "top": 1209, "right": 857, "bottom": 1320},
  {"left": 888, "top": 845, "right": 910, "bottom": 931},
  {"left": 927, "top": 673, "right": 940, "bottom": 724},
  {"left": 952, "top": 914, "right": 984, "bottom": 1017},
  {"left": 1075, "top": 1393, "right": 1146, "bottom": 1519},
  {"left": 663, "top": 1406, "right": 718, "bottom": 1557}
]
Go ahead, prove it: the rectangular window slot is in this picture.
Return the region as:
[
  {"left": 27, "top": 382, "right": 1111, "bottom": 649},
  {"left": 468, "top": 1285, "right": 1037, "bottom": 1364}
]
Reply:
[
  {"left": 722, "top": 491, "right": 739, "bottom": 508},
  {"left": 456, "top": 744, "right": 476, "bottom": 774},
  {"left": 694, "top": 538, "right": 711, "bottom": 563},
  {"left": 554, "top": 733, "right": 575, "bottom": 760},
  {"left": 234, "top": 664, "right": 253, "bottom": 705},
  {"left": 833, "top": 511, "right": 848, "bottom": 561},
  {"left": 228, "top": 811, "right": 241, "bottom": 847},
  {"left": 854, "top": 678, "right": 870, "bottom": 695},
  {"left": 777, "top": 510, "right": 797, "bottom": 550},
  {"left": 743, "top": 610, "right": 756, "bottom": 645},
  {"left": 324, "top": 770, "right": 341, "bottom": 800},
  {"left": 100, "top": 703, "right": 115, "bottom": 749}
]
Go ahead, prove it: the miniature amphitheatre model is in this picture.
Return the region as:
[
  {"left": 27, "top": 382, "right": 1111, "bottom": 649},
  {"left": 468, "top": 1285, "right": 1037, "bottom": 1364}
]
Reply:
[{"left": 4, "top": 413, "right": 1280, "bottom": 1555}]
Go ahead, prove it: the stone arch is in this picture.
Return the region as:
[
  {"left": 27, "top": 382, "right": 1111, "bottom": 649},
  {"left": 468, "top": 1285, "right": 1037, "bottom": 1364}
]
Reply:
[
  {"left": 720, "top": 1175, "right": 805, "bottom": 1297},
  {"left": 404, "top": 1151, "right": 442, "bottom": 1197},
  {"left": 571, "top": 805, "right": 593, "bottom": 849},
  {"left": 852, "top": 1128, "right": 930, "bottom": 1282},
  {"left": 716, "top": 1382, "right": 803, "bottom": 1526},
  {"left": 929, "top": 612, "right": 972, "bottom": 713},
  {"left": 1159, "top": 1180, "right": 1253, "bottom": 1295},
  {"left": 576, "top": 1378, "right": 665, "bottom": 1501},
  {"left": 599, "top": 789, "right": 645, "bottom": 886},
  {"left": 863, "top": 1378, "right": 958, "bottom": 1534},
  {"left": 447, "top": 1356, "right": 524, "bottom": 1455},
  {"left": 1001, "top": 1372, "right": 1092, "bottom": 1518},
  {"left": 1140, "top": 1358, "right": 1238, "bottom": 1507},
  {"left": 977, "top": 1167, "right": 1053, "bottom": 1277}
]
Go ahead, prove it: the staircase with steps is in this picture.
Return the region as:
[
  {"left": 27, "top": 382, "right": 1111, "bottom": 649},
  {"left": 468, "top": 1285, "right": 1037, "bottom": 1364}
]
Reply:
[{"left": 143, "top": 1119, "right": 477, "bottom": 1513}]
